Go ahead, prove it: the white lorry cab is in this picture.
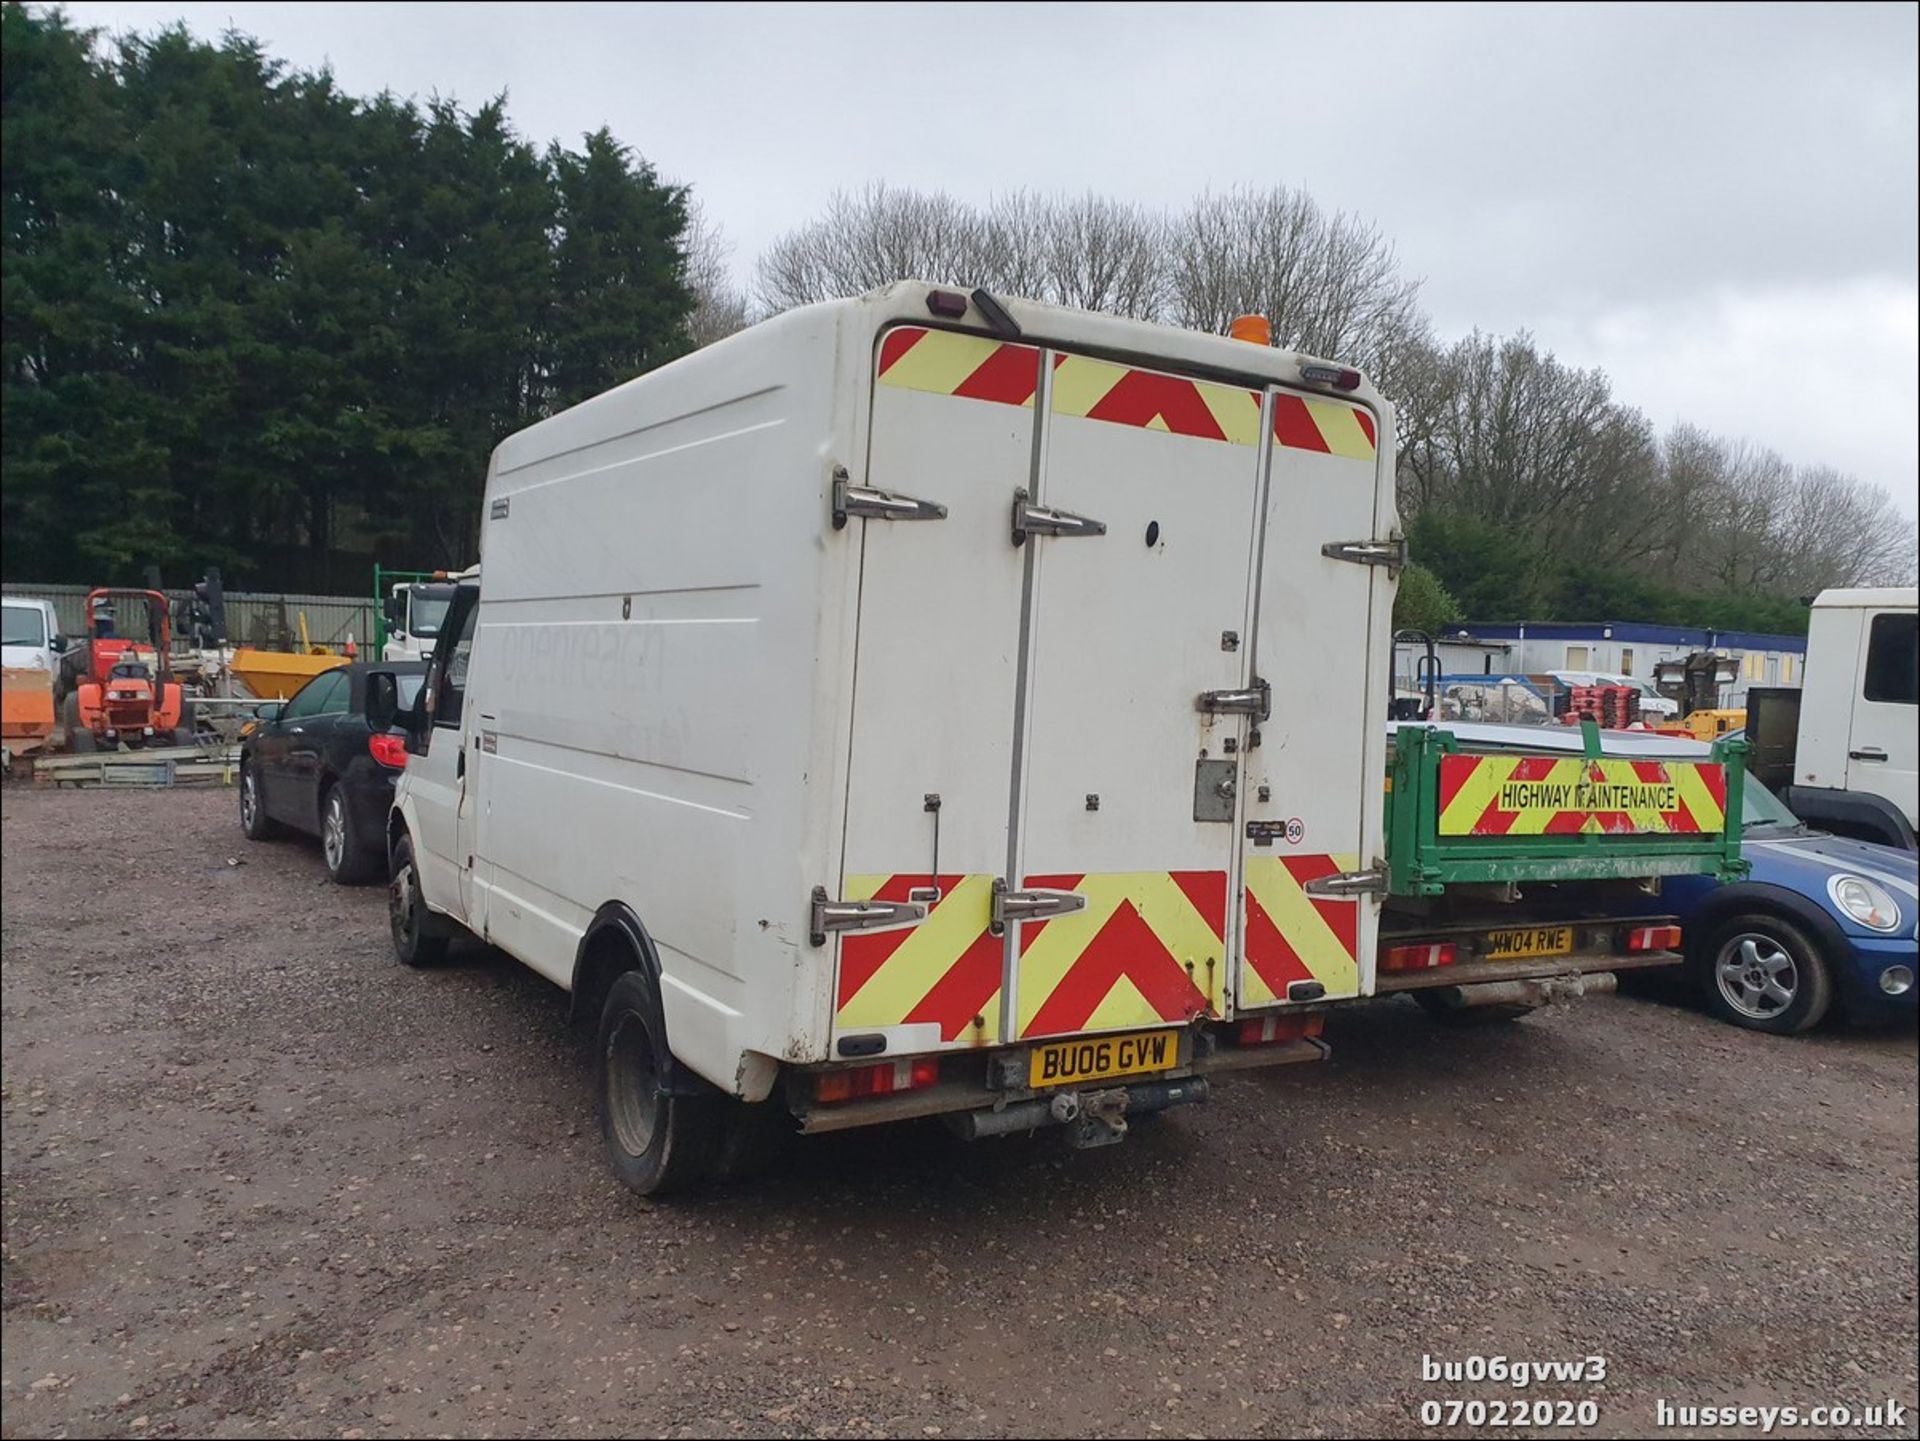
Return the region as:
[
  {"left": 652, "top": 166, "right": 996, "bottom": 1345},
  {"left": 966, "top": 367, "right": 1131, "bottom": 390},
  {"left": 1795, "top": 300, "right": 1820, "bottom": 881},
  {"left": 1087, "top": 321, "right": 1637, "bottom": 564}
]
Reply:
[
  {"left": 1746, "top": 587, "right": 1918, "bottom": 850},
  {"left": 385, "top": 281, "right": 1412, "bottom": 1193},
  {"left": 379, "top": 577, "right": 463, "bottom": 662}
]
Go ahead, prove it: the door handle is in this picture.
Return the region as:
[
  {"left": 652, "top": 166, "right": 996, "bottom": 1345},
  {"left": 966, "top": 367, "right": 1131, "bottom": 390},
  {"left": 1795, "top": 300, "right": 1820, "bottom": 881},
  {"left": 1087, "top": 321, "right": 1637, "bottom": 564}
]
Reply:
[
  {"left": 1849, "top": 748, "right": 1888, "bottom": 761},
  {"left": 1011, "top": 488, "right": 1106, "bottom": 545},
  {"left": 990, "top": 880, "right": 1087, "bottom": 936},
  {"left": 1197, "top": 679, "right": 1271, "bottom": 722}
]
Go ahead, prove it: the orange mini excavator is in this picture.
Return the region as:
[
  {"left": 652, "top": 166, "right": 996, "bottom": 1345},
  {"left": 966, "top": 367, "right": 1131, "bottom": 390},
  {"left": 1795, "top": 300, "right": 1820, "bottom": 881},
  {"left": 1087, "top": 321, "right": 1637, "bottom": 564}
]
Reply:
[{"left": 66, "top": 588, "right": 191, "bottom": 751}]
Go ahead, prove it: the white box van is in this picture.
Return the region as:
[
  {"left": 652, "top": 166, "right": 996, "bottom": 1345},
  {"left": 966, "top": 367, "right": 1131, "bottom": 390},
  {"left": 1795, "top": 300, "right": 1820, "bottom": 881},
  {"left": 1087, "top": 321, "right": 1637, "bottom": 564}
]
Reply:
[
  {"left": 388, "top": 282, "right": 1400, "bottom": 1192},
  {"left": 1747, "top": 587, "right": 1918, "bottom": 848}
]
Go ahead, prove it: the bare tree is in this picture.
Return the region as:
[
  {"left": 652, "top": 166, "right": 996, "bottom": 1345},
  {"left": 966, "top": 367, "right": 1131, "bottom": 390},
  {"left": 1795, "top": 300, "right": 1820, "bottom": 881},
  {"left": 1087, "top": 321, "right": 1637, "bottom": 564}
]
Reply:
[
  {"left": 1167, "top": 186, "right": 1427, "bottom": 393},
  {"left": 1036, "top": 193, "right": 1168, "bottom": 319},
  {"left": 753, "top": 183, "right": 985, "bottom": 310},
  {"left": 683, "top": 198, "right": 749, "bottom": 348},
  {"left": 755, "top": 184, "right": 1173, "bottom": 323}
]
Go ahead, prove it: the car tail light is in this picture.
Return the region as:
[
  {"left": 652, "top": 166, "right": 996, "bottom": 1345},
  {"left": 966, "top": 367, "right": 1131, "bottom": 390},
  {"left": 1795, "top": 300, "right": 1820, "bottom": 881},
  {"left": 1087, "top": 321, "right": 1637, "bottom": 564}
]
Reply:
[
  {"left": 368, "top": 732, "right": 408, "bottom": 769},
  {"left": 1382, "top": 941, "right": 1457, "bottom": 972},
  {"left": 814, "top": 1056, "right": 939, "bottom": 1104},
  {"left": 1625, "top": 924, "right": 1682, "bottom": 953},
  {"left": 1237, "top": 1012, "right": 1325, "bottom": 1046},
  {"left": 925, "top": 290, "right": 968, "bottom": 318}
]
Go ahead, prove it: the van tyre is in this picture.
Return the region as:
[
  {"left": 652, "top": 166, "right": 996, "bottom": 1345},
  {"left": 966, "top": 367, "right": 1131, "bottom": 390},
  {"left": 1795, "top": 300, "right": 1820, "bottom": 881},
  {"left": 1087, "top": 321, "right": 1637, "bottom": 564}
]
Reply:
[
  {"left": 1697, "top": 912, "right": 1831, "bottom": 1035},
  {"left": 240, "top": 761, "right": 284, "bottom": 840},
  {"left": 389, "top": 833, "right": 449, "bottom": 967},
  {"left": 596, "top": 970, "right": 723, "bottom": 1197},
  {"left": 322, "top": 784, "right": 378, "bottom": 885}
]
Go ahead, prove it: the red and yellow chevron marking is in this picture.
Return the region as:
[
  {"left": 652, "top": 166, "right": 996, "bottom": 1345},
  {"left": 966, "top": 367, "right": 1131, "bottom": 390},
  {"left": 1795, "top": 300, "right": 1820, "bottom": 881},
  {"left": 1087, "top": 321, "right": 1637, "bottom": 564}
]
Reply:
[
  {"left": 1241, "top": 853, "right": 1362, "bottom": 1007},
  {"left": 837, "top": 874, "right": 1002, "bottom": 1044},
  {"left": 876, "top": 326, "right": 1376, "bottom": 461},
  {"left": 1016, "top": 871, "right": 1226, "bottom": 1038},
  {"left": 1437, "top": 755, "right": 1728, "bottom": 837}
]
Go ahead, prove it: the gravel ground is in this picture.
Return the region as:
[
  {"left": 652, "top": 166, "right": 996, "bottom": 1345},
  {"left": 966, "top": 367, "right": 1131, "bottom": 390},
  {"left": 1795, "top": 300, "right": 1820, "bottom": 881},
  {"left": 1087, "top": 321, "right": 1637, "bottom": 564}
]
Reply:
[{"left": 3, "top": 786, "right": 1916, "bottom": 1441}]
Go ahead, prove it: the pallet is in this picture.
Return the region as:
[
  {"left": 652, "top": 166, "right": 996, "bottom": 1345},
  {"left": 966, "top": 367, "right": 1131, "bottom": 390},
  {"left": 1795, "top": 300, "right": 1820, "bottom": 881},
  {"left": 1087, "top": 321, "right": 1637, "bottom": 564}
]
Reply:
[{"left": 31, "top": 743, "right": 240, "bottom": 788}]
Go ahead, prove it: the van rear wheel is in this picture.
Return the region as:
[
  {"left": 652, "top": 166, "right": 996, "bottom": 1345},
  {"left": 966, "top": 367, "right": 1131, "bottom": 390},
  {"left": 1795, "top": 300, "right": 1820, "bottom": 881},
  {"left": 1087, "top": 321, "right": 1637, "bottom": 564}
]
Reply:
[
  {"left": 596, "top": 971, "right": 723, "bottom": 1197},
  {"left": 388, "top": 833, "right": 449, "bottom": 967}
]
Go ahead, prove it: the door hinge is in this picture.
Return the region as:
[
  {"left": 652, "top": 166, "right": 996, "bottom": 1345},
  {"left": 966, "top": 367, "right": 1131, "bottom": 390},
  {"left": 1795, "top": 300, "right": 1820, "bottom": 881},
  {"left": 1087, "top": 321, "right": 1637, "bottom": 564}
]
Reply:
[
  {"left": 1320, "top": 536, "right": 1408, "bottom": 574},
  {"left": 990, "top": 878, "right": 1087, "bottom": 936},
  {"left": 809, "top": 885, "right": 928, "bottom": 947},
  {"left": 831, "top": 466, "right": 948, "bottom": 529},
  {"left": 1197, "top": 677, "right": 1270, "bottom": 722},
  {"left": 1012, "top": 488, "right": 1106, "bottom": 546},
  {"left": 1302, "top": 864, "right": 1388, "bottom": 898}
]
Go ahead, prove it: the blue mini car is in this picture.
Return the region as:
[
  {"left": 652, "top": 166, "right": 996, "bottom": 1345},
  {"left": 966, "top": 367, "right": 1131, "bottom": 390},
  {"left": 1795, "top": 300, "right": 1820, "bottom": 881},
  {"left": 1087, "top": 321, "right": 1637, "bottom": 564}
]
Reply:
[{"left": 1664, "top": 778, "right": 1918, "bottom": 1033}]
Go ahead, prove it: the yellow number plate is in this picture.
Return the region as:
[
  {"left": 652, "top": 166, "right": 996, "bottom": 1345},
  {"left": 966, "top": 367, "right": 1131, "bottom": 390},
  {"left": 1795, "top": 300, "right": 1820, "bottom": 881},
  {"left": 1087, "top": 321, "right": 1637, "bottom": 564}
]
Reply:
[
  {"left": 1485, "top": 926, "right": 1575, "bottom": 960},
  {"left": 1028, "top": 1030, "right": 1178, "bottom": 1089}
]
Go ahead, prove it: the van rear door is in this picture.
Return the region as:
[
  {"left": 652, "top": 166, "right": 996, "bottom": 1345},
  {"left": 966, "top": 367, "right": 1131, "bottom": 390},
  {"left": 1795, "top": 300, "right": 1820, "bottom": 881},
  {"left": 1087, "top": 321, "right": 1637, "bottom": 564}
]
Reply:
[
  {"left": 833, "top": 327, "right": 1039, "bottom": 1054},
  {"left": 1011, "top": 356, "right": 1266, "bottom": 1041},
  {"left": 835, "top": 327, "right": 1391, "bottom": 1057},
  {"left": 1234, "top": 390, "right": 1390, "bottom": 1009}
]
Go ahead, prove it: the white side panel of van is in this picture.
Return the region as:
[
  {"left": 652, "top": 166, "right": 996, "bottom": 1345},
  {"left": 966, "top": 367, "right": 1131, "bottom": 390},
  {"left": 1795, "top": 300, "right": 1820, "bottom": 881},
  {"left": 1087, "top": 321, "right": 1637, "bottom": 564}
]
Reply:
[{"left": 469, "top": 312, "right": 849, "bottom": 1089}]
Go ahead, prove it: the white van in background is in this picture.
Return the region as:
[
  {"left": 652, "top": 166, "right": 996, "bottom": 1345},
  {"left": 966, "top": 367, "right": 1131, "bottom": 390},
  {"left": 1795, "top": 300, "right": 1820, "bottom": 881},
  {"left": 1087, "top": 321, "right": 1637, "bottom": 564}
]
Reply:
[{"left": 1746, "top": 587, "right": 1918, "bottom": 850}]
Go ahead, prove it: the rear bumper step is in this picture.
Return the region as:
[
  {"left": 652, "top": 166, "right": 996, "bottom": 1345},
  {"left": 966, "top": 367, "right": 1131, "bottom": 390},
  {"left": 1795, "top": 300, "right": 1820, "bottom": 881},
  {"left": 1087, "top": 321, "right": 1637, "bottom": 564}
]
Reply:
[
  {"left": 794, "top": 1035, "right": 1326, "bottom": 1136},
  {"left": 948, "top": 1076, "right": 1211, "bottom": 1143}
]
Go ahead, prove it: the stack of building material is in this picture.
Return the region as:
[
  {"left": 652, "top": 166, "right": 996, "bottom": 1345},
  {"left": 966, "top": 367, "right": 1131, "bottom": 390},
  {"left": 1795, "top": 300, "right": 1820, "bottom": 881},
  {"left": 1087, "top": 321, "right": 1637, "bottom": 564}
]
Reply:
[{"left": 1566, "top": 684, "right": 1641, "bottom": 729}]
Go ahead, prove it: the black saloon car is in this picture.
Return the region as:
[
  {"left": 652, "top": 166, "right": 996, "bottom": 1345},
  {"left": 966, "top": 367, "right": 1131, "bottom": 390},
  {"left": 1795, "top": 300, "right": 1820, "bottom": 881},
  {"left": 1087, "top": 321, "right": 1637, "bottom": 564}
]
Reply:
[{"left": 238, "top": 661, "right": 426, "bottom": 883}]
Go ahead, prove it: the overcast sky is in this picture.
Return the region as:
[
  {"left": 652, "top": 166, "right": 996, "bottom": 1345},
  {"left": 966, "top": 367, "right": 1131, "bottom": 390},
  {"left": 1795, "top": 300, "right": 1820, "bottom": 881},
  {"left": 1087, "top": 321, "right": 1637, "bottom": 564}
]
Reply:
[{"left": 63, "top": 1, "right": 1920, "bottom": 518}]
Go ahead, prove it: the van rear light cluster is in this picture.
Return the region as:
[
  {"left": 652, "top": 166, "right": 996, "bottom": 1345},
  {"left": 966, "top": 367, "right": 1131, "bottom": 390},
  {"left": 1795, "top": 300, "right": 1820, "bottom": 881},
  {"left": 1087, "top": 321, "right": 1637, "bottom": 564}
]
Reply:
[
  {"left": 1237, "top": 1012, "right": 1325, "bottom": 1046},
  {"left": 814, "top": 1056, "right": 939, "bottom": 1104},
  {"left": 1382, "top": 941, "right": 1456, "bottom": 972},
  {"left": 368, "top": 733, "right": 408, "bottom": 769},
  {"left": 1625, "top": 924, "right": 1682, "bottom": 953},
  {"left": 1299, "top": 362, "right": 1363, "bottom": 390}
]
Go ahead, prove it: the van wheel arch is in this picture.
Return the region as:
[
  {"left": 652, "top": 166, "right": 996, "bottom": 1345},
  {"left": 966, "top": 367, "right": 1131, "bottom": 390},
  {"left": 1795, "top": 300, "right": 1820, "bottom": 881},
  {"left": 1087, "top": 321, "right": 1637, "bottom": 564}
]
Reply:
[
  {"left": 572, "top": 903, "right": 662, "bottom": 1029},
  {"left": 570, "top": 904, "right": 713, "bottom": 1097}
]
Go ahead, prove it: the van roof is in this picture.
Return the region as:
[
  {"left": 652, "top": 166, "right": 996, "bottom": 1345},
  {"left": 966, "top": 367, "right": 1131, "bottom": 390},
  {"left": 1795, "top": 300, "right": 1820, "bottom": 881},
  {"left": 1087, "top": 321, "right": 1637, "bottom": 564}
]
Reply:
[
  {"left": 498, "top": 281, "right": 1388, "bottom": 479},
  {"left": 855, "top": 282, "right": 1387, "bottom": 409},
  {"left": 1811, "top": 586, "right": 1918, "bottom": 610}
]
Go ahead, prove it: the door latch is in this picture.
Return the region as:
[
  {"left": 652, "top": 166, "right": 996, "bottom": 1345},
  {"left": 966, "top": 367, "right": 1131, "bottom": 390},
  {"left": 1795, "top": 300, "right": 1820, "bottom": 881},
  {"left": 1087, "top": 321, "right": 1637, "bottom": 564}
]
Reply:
[
  {"left": 1302, "top": 865, "right": 1388, "bottom": 897},
  {"left": 990, "top": 878, "right": 1087, "bottom": 936},
  {"left": 1197, "top": 678, "right": 1270, "bottom": 722},
  {"left": 831, "top": 466, "right": 948, "bottom": 529},
  {"left": 809, "top": 885, "right": 928, "bottom": 947},
  {"left": 1011, "top": 488, "right": 1106, "bottom": 546},
  {"left": 1320, "top": 536, "right": 1408, "bottom": 574}
]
